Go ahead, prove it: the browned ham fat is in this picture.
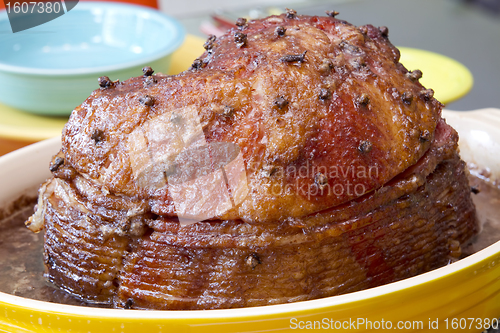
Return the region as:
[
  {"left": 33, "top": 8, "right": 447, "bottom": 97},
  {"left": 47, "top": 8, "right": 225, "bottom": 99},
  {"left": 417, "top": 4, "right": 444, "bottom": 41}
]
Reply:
[{"left": 26, "top": 10, "right": 478, "bottom": 309}]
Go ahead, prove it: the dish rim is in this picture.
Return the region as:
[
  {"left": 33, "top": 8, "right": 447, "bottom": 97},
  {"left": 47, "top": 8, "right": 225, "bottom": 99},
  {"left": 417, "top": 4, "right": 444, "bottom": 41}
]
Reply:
[
  {"left": 398, "top": 46, "right": 474, "bottom": 105},
  {"left": 0, "top": 2, "right": 185, "bottom": 76}
]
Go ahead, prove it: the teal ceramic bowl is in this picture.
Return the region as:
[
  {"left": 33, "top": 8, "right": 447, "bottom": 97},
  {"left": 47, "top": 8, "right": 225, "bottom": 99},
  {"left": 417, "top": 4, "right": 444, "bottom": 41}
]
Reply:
[{"left": 0, "top": 2, "right": 184, "bottom": 115}]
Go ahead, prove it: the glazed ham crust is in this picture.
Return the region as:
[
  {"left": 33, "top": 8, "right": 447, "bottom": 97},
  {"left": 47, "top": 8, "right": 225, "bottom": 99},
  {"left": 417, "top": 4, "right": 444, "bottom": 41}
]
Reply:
[
  {"left": 60, "top": 14, "right": 441, "bottom": 223},
  {"left": 26, "top": 13, "right": 478, "bottom": 310}
]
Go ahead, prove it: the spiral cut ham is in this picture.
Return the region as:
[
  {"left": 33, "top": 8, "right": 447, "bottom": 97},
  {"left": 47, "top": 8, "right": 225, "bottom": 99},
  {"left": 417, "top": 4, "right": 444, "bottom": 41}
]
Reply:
[{"left": 26, "top": 11, "right": 478, "bottom": 309}]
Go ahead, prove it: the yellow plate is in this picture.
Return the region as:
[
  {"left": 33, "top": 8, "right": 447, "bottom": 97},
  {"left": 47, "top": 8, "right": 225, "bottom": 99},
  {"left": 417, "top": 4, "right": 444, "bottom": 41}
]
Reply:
[{"left": 399, "top": 47, "right": 474, "bottom": 105}]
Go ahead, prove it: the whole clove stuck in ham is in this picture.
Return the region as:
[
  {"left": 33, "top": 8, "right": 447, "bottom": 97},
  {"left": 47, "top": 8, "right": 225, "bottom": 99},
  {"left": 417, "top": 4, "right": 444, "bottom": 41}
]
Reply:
[{"left": 26, "top": 11, "right": 478, "bottom": 310}]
